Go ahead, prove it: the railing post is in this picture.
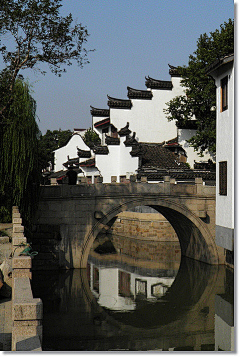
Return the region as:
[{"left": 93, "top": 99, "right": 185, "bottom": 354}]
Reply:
[
  {"left": 195, "top": 177, "right": 203, "bottom": 195},
  {"left": 164, "top": 176, "right": 170, "bottom": 194}
]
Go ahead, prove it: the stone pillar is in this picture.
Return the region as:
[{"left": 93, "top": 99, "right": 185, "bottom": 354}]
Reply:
[
  {"left": 111, "top": 176, "right": 117, "bottom": 183},
  {"left": 96, "top": 176, "right": 103, "bottom": 183},
  {"left": 80, "top": 177, "right": 87, "bottom": 184},
  {"left": 164, "top": 176, "right": 170, "bottom": 194},
  {"left": 195, "top": 177, "right": 203, "bottom": 195}
]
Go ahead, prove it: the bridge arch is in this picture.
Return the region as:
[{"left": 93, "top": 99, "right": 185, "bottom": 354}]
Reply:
[{"left": 80, "top": 197, "right": 219, "bottom": 267}]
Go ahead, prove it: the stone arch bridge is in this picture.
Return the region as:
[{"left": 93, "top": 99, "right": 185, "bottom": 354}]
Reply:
[{"left": 33, "top": 177, "right": 224, "bottom": 269}]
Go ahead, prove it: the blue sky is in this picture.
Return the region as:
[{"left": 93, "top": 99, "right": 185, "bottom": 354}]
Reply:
[{"left": 21, "top": 0, "right": 234, "bottom": 134}]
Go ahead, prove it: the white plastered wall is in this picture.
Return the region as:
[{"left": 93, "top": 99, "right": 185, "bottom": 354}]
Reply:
[
  {"left": 53, "top": 134, "right": 90, "bottom": 172},
  {"left": 109, "top": 77, "right": 184, "bottom": 143},
  {"left": 215, "top": 65, "right": 234, "bottom": 231}
]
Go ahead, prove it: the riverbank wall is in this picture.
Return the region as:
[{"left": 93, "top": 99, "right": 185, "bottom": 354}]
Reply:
[
  {"left": 107, "top": 211, "right": 180, "bottom": 262},
  {"left": 11, "top": 206, "right": 43, "bottom": 351}
]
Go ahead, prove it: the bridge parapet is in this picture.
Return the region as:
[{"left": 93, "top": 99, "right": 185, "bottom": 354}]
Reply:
[{"left": 39, "top": 177, "right": 215, "bottom": 199}]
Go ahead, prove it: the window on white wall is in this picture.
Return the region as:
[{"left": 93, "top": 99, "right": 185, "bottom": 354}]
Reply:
[
  {"left": 219, "top": 161, "right": 227, "bottom": 195},
  {"left": 221, "top": 76, "right": 228, "bottom": 112}
]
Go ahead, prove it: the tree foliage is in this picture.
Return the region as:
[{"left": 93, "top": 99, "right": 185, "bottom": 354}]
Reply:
[
  {"left": 38, "top": 129, "right": 72, "bottom": 171},
  {"left": 83, "top": 128, "right": 101, "bottom": 148},
  {"left": 165, "top": 19, "right": 234, "bottom": 155},
  {"left": 0, "top": 0, "right": 92, "bottom": 120},
  {"left": 0, "top": 78, "right": 40, "bottom": 222}
]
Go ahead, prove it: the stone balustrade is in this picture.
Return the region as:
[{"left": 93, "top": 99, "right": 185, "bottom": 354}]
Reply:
[{"left": 11, "top": 206, "right": 43, "bottom": 352}]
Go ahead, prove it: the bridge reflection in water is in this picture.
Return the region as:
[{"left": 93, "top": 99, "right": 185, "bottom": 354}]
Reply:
[{"left": 31, "top": 241, "right": 234, "bottom": 352}]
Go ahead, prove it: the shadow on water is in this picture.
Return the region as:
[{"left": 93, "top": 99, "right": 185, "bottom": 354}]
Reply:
[{"left": 31, "top": 255, "right": 233, "bottom": 351}]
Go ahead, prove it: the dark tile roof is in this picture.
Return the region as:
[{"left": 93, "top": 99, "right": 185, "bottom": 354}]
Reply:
[
  {"left": 205, "top": 53, "right": 234, "bottom": 75},
  {"left": 105, "top": 135, "right": 120, "bottom": 145},
  {"left": 118, "top": 122, "right": 131, "bottom": 137},
  {"left": 168, "top": 64, "right": 181, "bottom": 77},
  {"left": 90, "top": 106, "right": 110, "bottom": 117},
  {"left": 93, "top": 145, "right": 109, "bottom": 155},
  {"left": 63, "top": 157, "right": 79, "bottom": 168},
  {"left": 94, "top": 118, "right": 110, "bottom": 128},
  {"left": 127, "top": 86, "right": 153, "bottom": 100},
  {"left": 107, "top": 95, "right": 132, "bottom": 109},
  {"left": 77, "top": 148, "right": 91, "bottom": 158},
  {"left": 145, "top": 76, "right": 173, "bottom": 90},
  {"left": 124, "top": 132, "right": 138, "bottom": 147},
  {"left": 140, "top": 144, "right": 187, "bottom": 170},
  {"left": 130, "top": 144, "right": 147, "bottom": 157},
  {"left": 49, "top": 170, "right": 66, "bottom": 179},
  {"left": 131, "top": 143, "right": 187, "bottom": 170},
  {"left": 79, "top": 158, "right": 95, "bottom": 167},
  {"left": 137, "top": 168, "right": 215, "bottom": 182}
]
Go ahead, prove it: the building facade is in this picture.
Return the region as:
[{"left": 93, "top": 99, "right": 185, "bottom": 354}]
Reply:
[{"left": 207, "top": 54, "right": 234, "bottom": 265}]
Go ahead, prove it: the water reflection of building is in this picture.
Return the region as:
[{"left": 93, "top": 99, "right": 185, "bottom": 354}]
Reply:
[
  {"left": 214, "top": 268, "right": 234, "bottom": 351},
  {"left": 87, "top": 260, "right": 175, "bottom": 311}
]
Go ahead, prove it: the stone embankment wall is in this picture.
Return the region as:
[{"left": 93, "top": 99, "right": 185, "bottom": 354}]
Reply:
[
  {"left": 110, "top": 211, "right": 178, "bottom": 241},
  {"left": 108, "top": 211, "right": 180, "bottom": 262},
  {"left": 11, "top": 206, "right": 43, "bottom": 351}
]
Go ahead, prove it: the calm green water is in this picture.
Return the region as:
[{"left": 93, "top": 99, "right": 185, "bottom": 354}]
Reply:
[{"left": 31, "top": 252, "right": 234, "bottom": 351}]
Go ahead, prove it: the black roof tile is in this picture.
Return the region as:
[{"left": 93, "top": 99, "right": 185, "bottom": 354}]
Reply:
[
  {"left": 145, "top": 76, "right": 173, "bottom": 90},
  {"left": 127, "top": 86, "right": 153, "bottom": 100},
  {"left": 107, "top": 95, "right": 132, "bottom": 109},
  {"left": 90, "top": 106, "right": 110, "bottom": 117}
]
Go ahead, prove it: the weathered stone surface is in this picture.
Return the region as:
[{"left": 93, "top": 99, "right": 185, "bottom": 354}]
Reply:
[
  {"left": 13, "top": 225, "right": 24, "bottom": 233},
  {"left": 12, "top": 256, "right": 32, "bottom": 269},
  {"left": 13, "top": 218, "right": 22, "bottom": 224},
  {"left": 12, "top": 270, "right": 32, "bottom": 279},
  {"left": 12, "top": 237, "right": 27, "bottom": 246},
  {"left": 0, "top": 236, "right": 9, "bottom": 244},
  {"left": 33, "top": 183, "right": 220, "bottom": 268},
  {"left": 13, "top": 299, "right": 43, "bottom": 321}
]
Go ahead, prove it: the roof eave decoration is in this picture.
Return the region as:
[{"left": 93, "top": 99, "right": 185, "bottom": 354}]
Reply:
[
  {"left": 124, "top": 132, "right": 138, "bottom": 147},
  {"left": 79, "top": 158, "right": 95, "bottom": 167},
  {"left": 118, "top": 122, "right": 132, "bottom": 137},
  {"left": 107, "top": 95, "right": 132, "bottom": 109},
  {"left": 93, "top": 145, "right": 109, "bottom": 155},
  {"left": 94, "top": 118, "right": 110, "bottom": 128},
  {"left": 90, "top": 106, "right": 110, "bottom": 117},
  {"left": 105, "top": 135, "right": 120, "bottom": 145},
  {"left": 77, "top": 148, "right": 91, "bottom": 158},
  {"left": 145, "top": 76, "right": 173, "bottom": 90},
  {"left": 127, "top": 86, "right": 153, "bottom": 100},
  {"left": 168, "top": 64, "right": 181, "bottom": 77}
]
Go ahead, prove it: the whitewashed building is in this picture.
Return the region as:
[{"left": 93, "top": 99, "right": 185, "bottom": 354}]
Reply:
[
  {"left": 51, "top": 65, "right": 215, "bottom": 184},
  {"left": 206, "top": 54, "right": 234, "bottom": 265}
]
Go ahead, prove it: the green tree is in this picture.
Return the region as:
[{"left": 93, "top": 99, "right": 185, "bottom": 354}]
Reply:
[
  {"left": 165, "top": 19, "right": 234, "bottom": 155},
  {"left": 0, "top": 0, "right": 92, "bottom": 121},
  {"left": 0, "top": 78, "right": 40, "bottom": 222},
  {"left": 38, "top": 129, "right": 72, "bottom": 171},
  {"left": 83, "top": 128, "right": 101, "bottom": 148}
]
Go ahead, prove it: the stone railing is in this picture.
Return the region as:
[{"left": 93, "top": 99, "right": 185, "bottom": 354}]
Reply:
[{"left": 11, "top": 206, "right": 43, "bottom": 352}]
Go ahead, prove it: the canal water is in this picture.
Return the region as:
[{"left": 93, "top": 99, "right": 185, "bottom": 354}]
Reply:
[{"left": 31, "top": 239, "right": 234, "bottom": 352}]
